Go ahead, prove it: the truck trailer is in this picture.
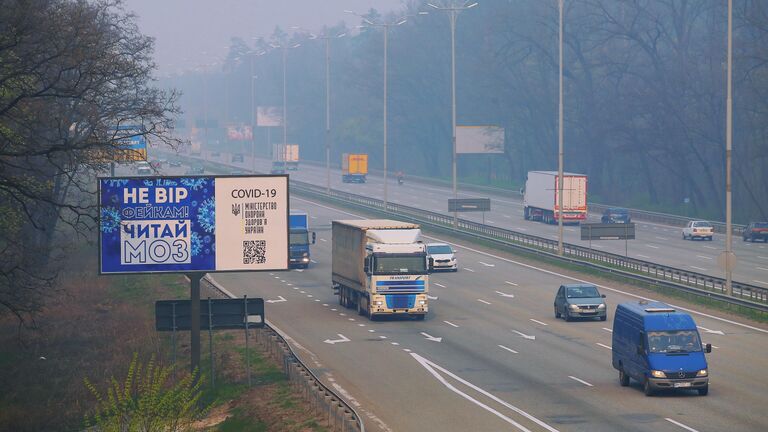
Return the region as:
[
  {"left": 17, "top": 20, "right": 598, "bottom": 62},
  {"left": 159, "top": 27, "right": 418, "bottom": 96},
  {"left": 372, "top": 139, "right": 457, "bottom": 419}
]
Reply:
[
  {"left": 273, "top": 144, "right": 299, "bottom": 170},
  {"left": 289, "top": 211, "right": 315, "bottom": 269},
  {"left": 341, "top": 153, "right": 368, "bottom": 183},
  {"left": 332, "top": 220, "right": 429, "bottom": 320},
  {"left": 523, "top": 171, "right": 587, "bottom": 224}
]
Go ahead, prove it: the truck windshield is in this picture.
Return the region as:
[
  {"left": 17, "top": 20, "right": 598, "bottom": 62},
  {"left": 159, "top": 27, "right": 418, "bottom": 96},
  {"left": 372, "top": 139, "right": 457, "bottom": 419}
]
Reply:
[
  {"left": 647, "top": 330, "right": 702, "bottom": 353},
  {"left": 373, "top": 255, "right": 427, "bottom": 274},
  {"left": 427, "top": 245, "right": 452, "bottom": 254},
  {"left": 289, "top": 232, "right": 308, "bottom": 245}
]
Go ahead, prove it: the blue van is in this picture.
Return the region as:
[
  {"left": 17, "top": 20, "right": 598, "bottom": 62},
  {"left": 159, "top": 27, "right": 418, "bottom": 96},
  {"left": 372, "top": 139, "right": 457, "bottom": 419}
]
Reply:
[{"left": 612, "top": 301, "right": 711, "bottom": 396}]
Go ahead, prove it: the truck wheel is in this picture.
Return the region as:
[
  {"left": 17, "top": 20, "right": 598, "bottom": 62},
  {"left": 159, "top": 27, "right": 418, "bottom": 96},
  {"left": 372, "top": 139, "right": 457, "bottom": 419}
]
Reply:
[
  {"left": 698, "top": 385, "right": 709, "bottom": 396},
  {"left": 600, "top": 315, "right": 607, "bottom": 322},
  {"left": 555, "top": 306, "right": 561, "bottom": 318},
  {"left": 643, "top": 378, "right": 654, "bottom": 396},
  {"left": 619, "top": 368, "right": 630, "bottom": 387},
  {"left": 564, "top": 309, "right": 572, "bottom": 322}
]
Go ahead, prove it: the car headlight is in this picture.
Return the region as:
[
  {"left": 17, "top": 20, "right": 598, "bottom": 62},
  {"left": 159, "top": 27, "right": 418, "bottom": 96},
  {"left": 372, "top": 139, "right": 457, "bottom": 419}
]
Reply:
[
  {"left": 375, "top": 301, "right": 383, "bottom": 306},
  {"left": 651, "top": 370, "right": 666, "bottom": 378},
  {"left": 419, "top": 300, "right": 426, "bottom": 305},
  {"left": 696, "top": 369, "right": 708, "bottom": 377},
  {"left": 597, "top": 303, "right": 606, "bottom": 309},
  {"left": 569, "top": 304, "right": 579, "bottom": 310}
]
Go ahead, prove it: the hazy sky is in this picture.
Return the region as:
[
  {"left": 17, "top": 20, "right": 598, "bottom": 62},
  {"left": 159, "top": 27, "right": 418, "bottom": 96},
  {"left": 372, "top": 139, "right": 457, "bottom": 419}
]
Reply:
[{"left": 123, "top": 0, "right": 406, "bottom": 74}]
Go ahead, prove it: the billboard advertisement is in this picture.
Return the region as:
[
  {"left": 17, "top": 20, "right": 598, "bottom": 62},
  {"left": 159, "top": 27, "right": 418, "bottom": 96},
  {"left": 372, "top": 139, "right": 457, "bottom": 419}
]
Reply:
[
  {"left": 99, "top": 175, "right": 289, "bottom": 274},
  {"left": 257, "top": 106, "right": 283, "bottom": 127},
  {"left": 456, "top": 126, "right": 505, "bottom": 154},
  {"left": 227, "top": 124, "right": 253, "bottom": 141}
]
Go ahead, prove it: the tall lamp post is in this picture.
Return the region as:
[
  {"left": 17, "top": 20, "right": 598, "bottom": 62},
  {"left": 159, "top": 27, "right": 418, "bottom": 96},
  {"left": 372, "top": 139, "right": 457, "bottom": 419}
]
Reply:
[
  {"left": 249, "top": 50, "right": 266, "bottom": 173},
  {"left": 725, "top": 0, "right": 734, "bottom": 296},
  {"left": 346, "top": 10, "right": 426, "bottom": 209},
  {"left": 557, "top": 0, "right": 565, "bottom": 256},
  {"left": 427, "top": 1, "right": 478, "bottom": 227},
  {"left": 269, "top": 41, "right": 302, "bottom": 160}
]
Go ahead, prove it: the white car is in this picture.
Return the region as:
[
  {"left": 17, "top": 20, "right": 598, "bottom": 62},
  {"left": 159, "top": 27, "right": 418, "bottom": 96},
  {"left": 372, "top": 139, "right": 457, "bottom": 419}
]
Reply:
[
  {"left": 682, "top": 220, "right": 714, "bottom": 241},
  {"left": 427, "top": 243, "right": 457, "bottom": 272}
]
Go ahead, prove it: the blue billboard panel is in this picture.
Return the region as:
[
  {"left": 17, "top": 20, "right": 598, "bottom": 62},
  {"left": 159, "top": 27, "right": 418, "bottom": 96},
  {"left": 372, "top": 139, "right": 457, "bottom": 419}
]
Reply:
[{"left": 99, "top": 175, "right": 288, "bottom": 274}]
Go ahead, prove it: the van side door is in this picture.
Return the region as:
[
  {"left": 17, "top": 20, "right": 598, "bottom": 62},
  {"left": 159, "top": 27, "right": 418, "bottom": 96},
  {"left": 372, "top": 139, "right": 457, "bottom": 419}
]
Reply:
[{"left": 628, "top": 331, "right": 648, "bottom": 381}]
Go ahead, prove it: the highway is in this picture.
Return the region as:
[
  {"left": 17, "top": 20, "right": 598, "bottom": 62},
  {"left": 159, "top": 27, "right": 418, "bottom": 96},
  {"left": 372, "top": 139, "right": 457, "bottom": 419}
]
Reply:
[
  {"left": 147, "top": 158, "right": 768, "bottom": 431},
  {"left": 194, "top": 151, "right": 768, "bottom": 289}
]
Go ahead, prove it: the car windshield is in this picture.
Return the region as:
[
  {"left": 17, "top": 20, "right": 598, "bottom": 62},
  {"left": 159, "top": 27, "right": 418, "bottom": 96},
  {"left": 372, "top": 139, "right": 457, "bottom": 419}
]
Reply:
[
  {"left": 754, "top": 222, "right": 768, "bottom": 228},
  {"left": 647, "top": 330, "right": 702, "bottom": 353},
  {"left": 694, "top": 222, "right": 712, "bottom": 228},
  {"left": 289, "top": 232, "right": 308, "bottom": 245},
  {"left": 428, "top": 245, "right": 453, "bottom": 254},
  {"left": 566, "top": 286, "right": 600, "bottom": 298},
  {"left": 373, "top": 255, "right": 427, "bottom": 274},
  {"left": 610, "top": 208, "right": 627, "bottom": 215}
]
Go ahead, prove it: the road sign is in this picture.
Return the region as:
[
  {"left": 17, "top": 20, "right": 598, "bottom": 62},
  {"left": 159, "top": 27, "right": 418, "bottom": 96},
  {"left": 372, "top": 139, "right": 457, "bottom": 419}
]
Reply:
[
  {"left": 155, "top": 298, "right": 265, "bottom": 331},
  {"left": 98, "top": 174, "right": 289, "bottom": 274},
  {"left": 580, "top": 223, "right": 636, "bottom": 240},
  {"left": 448, "top": 198, "right": 491, "bottom": 212}
]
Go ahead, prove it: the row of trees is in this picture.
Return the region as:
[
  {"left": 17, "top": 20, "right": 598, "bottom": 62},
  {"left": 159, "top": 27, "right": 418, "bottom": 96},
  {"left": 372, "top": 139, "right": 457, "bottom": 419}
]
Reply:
[
  {"left": 0, "top": 0, "right": 179, "bottom": 321},
  {"left": 176, "top": 0, "right": 767, "bottom": 222}
]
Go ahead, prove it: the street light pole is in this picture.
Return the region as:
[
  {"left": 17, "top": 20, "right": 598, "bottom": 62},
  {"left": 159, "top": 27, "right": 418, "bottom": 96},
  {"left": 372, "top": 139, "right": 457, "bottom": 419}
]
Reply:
[
  {"left": 282, "top": 46, "right": 287, "bottom": 152},
  {"left": 725, "top": 0, "right": 733, "bottom": 296},
  {"left": 557, "top": 0, "right": 565, "bottom": 256},
  {"left": 325, "top": 36, "right": 331, "bottom": 194},
  {"left": 383, "top": 24, "right": 389, "bottom": 208},
  {"left": 250, "top": 55, "right": 256, "bottom": 172}
]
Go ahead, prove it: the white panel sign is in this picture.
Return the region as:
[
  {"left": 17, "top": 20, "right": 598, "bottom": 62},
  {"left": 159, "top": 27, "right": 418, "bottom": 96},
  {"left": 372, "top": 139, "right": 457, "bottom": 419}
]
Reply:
[{"left": 456, "top": 126, "right": 505, "bottom": 154}]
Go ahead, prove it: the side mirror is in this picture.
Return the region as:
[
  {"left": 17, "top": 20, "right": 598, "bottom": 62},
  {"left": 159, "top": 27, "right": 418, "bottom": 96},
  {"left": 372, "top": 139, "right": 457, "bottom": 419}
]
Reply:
[
  {"left": 364, "top": 264, "right": 369, "bottom": 274},
  {"left": 601, "top": 294, "right": 606, "bottom": 298},
  {"left": 705, "top": 343, "right": 712, "bottom": 353},
  {"left": 312, "top": 232, "right": 316, "bottom": 244},
  {"left": 636, "top": 345, "right": 644, "bottom": 355},
  {"left": 452, "top": 249, "right": 457, "bottom": 254}
]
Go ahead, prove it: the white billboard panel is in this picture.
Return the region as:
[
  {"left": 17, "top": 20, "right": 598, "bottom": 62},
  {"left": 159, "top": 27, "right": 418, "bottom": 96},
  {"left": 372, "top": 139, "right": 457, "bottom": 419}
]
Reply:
[
  {"left": 456, "top": 126, "right": 505, "bottom": 154},
  {"left": 257, "top": 107, "right": 283, "bottom": 127}
]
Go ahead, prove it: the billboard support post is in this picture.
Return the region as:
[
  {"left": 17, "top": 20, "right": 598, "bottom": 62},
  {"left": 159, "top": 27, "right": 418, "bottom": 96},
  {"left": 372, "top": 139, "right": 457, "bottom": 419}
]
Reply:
[
  {"left": 171, "top": 302, "right": 177, "bottom": 380},
  {"left": 243, "top": 295, "right": 251, "bottom": 387},
  {"left": 208, "top": 297, "right": 214, "bottom": 389},
  {"left": 188, "top": 273, "right": 203, "bottom": 376}
]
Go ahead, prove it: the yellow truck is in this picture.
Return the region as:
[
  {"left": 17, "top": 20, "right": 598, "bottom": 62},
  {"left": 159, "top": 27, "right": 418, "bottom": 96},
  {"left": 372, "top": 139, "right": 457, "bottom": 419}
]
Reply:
[{"left": 342, "top": 153, "right": 368, "bottom": 183}]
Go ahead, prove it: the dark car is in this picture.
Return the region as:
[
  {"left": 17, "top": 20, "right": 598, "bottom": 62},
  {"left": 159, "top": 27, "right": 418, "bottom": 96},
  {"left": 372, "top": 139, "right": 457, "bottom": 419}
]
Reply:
[
  {"left": 743, "top": 222, "right": 768, "bottom": 242},
  {"left": 601, "top": 207, "right": 631, "bottom": 224},
  {"left": 232, "top": 153, "right": 244, "bottom": 163},
  {"left": 186, "top": 165, "right": 204, "bottom": 175},
  {"left": 554, "top": 283, "right": 607, "bottom": 321},
  {"left": 270, "top": 161, "right": 286, "bottom": 174}
]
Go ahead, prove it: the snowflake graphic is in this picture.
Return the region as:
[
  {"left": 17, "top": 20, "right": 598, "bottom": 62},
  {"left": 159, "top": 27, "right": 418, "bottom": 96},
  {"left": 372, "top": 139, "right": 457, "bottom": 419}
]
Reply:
[
  {"left": 191, "top": 232, "right": 203, "bottom": 256},
  {"left": 100, "top": 207, "right": 121, "bottom": 233},
  {"left": 104, "top": 179, "right": 129, "bottom": 188},
  {"left": 197, "top": 198, "right": 215, "bottom": 233},
  {"left": 180, "top": 178, "right": 208, "bottom": 191}
]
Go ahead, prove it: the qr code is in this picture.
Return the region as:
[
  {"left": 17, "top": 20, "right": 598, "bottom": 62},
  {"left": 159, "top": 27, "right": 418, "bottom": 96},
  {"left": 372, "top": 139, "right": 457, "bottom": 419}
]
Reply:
[{"left": 243, "top": 240, "right": 266, "bottom": 264}]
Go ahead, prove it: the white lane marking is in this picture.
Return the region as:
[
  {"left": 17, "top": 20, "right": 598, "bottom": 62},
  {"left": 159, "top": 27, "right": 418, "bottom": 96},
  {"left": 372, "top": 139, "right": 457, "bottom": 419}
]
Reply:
[
  {"left": 280, "top": 279, "right": 286, "bottom": 283},
  {"left": 339, "top": 313, "right": 347, "bottom": 316},
  {"left": 348, "top": 318, "right": 355, "bottom": 321},
  {"left": 427, "top": 295, "right": 439, "bottom": 300},
  {"left": 568, "top": 376, "right": 594, "bottom": 387},
  {"left": 592, "top": 244, "right": 605, "bottom": 249},
  {"left": 274, "top": 276, "right": 280, "bottom": 279},
  {"left": 434, "top": 283, "right": 447, "bottom": 288},
  {"left": 498, "top": 345, "right": 518, "bottom": 354},
  {"left": 315, "top": 299, "right": 320, "bottom": 302},
  {"left": 358, "top": 324, "right": 366, "bottom": 327},
  {"left": 636, "top": 254, "right": 650, "bottom": 259},
  {"left": 287, "top": 283, "right": 293, "bottom": 286},
  {"left": 331, "top": 308, "right": 337, "bottom": 311},
  {"left": 753, "top": 280, "right": 768, "bottom": 286},
  {"left": 504, "top": 281, "right": 518, "bottom": 286},
  {"left": 379, "top": 335, "right": 387, "bottom": 339},
  {"left": 443, "top": 320, "right": 459, "bottom": 328},
  {"left": 758, "top": 267, "right": 768, "bottom": 272},
  {"left": 324, "top": 334, "right": 350, "bottom": 345},
  {"left": 515, "top": 227, "right": 528, "bottom": 231},
  {"left": 697, "top": 326, "right": 725, "bottom": 335},
  {"left": 300, "top": 290, "right": 306, "bottom": 294},
  {"left": 464, "top": 268, "right": 476, "bottom": 272},
  {"left": 655, "top": 236, "right": 669, "bottom": 240},
  {"left": 529, "top": 319, "right": 548, "bottom": 326},
  {"left": 310, "top": 259, "right": 317, "bottom": 263},
  {"left": 477, "top": 299, "right": 492, "bottom": 305},
  {"left": 368, "top": 329, "right": 375, "bottom": 333},
  {"left": 496, "top": 291, "right": 515, "bottom": 298},
  {"left": 596, "top": 343, "right": 612, "bottom": 350},
  {"left": 503, "top": 214, "right": 511, "bottom": 218},
  {"left": 690, "top": 266, "right": 708, "bottom": 271},
  {"left": 646, "top": 244, "right": 660, "bottom": 249},
  {"left": 293, "top": 287, "right": 299, "bottom": 290},
  {"left": 696, "top": 255, "right": 713, "bottom": 260},
  {"left": 322, "top": 304, "right": 329, "bottom": 307},
  {"left": 420, "top": 332, "right": 442, "bottom": 342},
  {"left": 307, "top": 294, "right": 314, "bottom": 298},
  {"left": 294, "top": 269, "right": 304, "bottom": 272},
  {"left": 703, "top": 245, "right": 717, "bottom": 250},
  {"left": 391, "top": 342, "right": 400, "bottom": 346},
  {"left": 479, "top": 261, "right": 495, "bottom": 267},
  {"left": 602, "top": 327, "right": 613, "bottom": 333},
  {"left": 411, "top": 353, "right": 558, "bottom": 432},
  {"left": 266, "top": 296, "right": 287, "bottom": 304},
  {"left": 665, "top": 418, "right": 700, "bottom": 432},
  {"left": 486, "top": 220, "right": 496, "bottom": 224},
  {"left": 293, "top": 196, "right": 768, "bottom": 334},
  {"left": 320, "top": 238, "right": 327, "bottom": 242},
  {"left": 512, "top": 330, "right": 536, "bottom": 340},
  {"left": 403, "top": 348, "right": 412, "bottom": 352}
]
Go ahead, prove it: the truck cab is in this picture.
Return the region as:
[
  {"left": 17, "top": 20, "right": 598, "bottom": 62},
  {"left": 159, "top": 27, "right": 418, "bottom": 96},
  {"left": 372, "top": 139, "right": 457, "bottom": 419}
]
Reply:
[
  {"left": 612, "top": 301, "right": 711, "bottom": 396},
  {"left": 289, "top": 211, "right": 315, "bottom": 269}
]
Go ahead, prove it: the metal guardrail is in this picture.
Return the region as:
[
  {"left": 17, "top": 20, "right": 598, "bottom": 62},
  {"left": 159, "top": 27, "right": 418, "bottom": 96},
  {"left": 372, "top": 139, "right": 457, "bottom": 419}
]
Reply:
[
  {"left": 168, "top": 151, "right": 767, "bottom": 312},
  {"left": 202, "top": 276, "right": 364, "bottom": 432},
  {"left": 288, "top": 179, "right": 768, "bottom": 313}
]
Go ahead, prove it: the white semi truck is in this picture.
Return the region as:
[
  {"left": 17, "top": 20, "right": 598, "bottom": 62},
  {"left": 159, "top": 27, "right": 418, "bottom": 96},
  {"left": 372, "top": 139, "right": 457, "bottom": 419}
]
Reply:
[
  {"left": 523, "top": 171, "right": 588, "bottom": 224},
  {"left": 332, "top": 220, "right": 429, "bottom": 320}
]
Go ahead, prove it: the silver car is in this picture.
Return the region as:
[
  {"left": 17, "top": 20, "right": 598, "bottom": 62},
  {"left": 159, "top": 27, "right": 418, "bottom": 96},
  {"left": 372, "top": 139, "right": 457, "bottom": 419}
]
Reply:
[
  {"left": 427, "top": 243, "right": 457, "bottom": 272},
  {"left": 554, "top": 284, "right": 607, "bottom": 321}
]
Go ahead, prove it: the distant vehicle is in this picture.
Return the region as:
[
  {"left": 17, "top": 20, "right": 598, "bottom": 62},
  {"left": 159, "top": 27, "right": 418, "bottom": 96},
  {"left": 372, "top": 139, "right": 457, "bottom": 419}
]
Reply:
[
  {"left": 743, "top": 222, "right": 768, "bottom": 242},
  {"left": 229, "top": 170, "right": 246, "bottom": 175},
  {"left": 187, "top": 165, "right": 204, "bottom": 175},
  {"left": 554, "top": 284, "right": 606, "bottom": 321},
  {"left": 270, "top": 161, "right": 286, "bottom": 174},
  {"left": 601, "top": 207, "right": 631, "bottom": 224},
  {"left": 190, "top": 141, "right": 201, "bottom": 156},
  {"left": 523, "top": 171, "right": 587, "bottom": 224},
  {"left": 682, "top": 221, "right": 713, "bottom": 241},
  {"left": 169, "top": 160, "right": 182, "bottom": 167},
  {"left": 210, "top": 151, "right": 221, "bottom": 157},
  {"left": 289, "top": 211, "right": 315, "bottom": 269},
  {"left": 342, "top": 153, "right": 368, "bottom": 183},
  {"left": 136, "top": 166, "right": 152, "bottom": 175},
  {"left": 332, "top": 220, "right": 429, "bottom": 320},
  {"left": 273, "top": 144, "right": 299, "bottom": 170},
  {"left": 426, "top": 243, "right": 457, "bottom": 272},
  {"left": 231, "top": 153, "right": 244, "bottom": 163},
  {"left": 612, "top": 301, "right": 711, "bottom": 396}
]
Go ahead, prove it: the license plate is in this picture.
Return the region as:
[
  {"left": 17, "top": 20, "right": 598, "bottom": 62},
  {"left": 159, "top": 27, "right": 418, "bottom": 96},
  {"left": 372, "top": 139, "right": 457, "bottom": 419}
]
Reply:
[{"left": 673, "top": 382, "right": 692, "bottom": 388}]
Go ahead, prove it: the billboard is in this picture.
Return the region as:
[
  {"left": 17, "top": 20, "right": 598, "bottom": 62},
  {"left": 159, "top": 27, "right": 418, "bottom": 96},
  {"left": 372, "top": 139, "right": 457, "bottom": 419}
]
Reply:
[
  {"left": 257, "top": 106, "right": 283, "bottom": 127},
  {"left": 227, "top": 124, "right": 253, "bottom": 141},
  {"left": 456, "top": 126, "right": 505, "bottom": 154},
  {"left": 99, "top": 175, "right": 289, "bottom": 274}
]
